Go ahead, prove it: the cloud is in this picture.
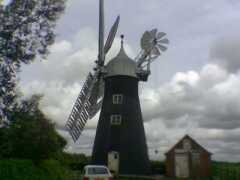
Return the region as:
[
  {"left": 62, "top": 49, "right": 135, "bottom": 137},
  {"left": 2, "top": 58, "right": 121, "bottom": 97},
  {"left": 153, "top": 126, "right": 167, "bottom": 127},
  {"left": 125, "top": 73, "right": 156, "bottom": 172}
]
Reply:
[
  {"left": 210, "top": 35, "right": 240, "bottom": 72},
  {"left": 141, "top": 63, "right": 240, "bottom": 130},
  {"left": 21, "top": 81, "right": 81, "bottom": 128}
]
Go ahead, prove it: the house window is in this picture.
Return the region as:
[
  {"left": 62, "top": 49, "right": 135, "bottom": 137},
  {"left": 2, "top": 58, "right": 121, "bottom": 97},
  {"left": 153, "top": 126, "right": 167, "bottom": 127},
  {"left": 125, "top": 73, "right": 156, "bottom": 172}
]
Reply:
[
  {"left": 110, "top": 115, "right": 122, "bottom": 125},
  {"left": 183, "top": 139, "right": 191, "bottom": 151},
  {"left": 112, "top": 94, "right": 123, "bottom": 104}
]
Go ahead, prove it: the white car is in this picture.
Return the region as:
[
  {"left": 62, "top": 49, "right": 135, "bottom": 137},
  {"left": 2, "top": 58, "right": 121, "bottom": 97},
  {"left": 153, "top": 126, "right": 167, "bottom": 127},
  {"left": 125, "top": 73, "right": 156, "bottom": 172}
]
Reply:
[{"left": 83, "top": 165, "right": 113, "bottom": 180}]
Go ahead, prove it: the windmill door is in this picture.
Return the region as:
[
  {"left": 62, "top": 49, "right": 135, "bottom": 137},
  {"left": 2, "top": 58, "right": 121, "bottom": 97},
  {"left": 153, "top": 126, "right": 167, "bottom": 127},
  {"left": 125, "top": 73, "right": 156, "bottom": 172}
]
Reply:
[
  {"left": 175, "top": 153, "right": 189, "bottom": 178},
  {"left": 108, "top": 151, "right": 119, "bottom": 174}
]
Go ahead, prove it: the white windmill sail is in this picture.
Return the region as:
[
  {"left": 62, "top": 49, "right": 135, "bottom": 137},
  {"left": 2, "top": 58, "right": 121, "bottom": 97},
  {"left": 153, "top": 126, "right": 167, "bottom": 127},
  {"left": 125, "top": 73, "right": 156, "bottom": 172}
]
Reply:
[
  {"left": 65, "top": 0, "right": 120, "bottom": 142},
  {"left": 104, "top": 16, "right": 120, "bottom": 54}
]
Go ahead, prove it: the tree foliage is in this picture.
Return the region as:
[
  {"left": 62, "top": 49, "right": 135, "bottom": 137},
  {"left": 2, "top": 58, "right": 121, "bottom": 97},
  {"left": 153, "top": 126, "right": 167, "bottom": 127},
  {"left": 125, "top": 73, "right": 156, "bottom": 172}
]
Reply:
[
  {"left": 0, "top": 0, "right": 66, "bottom": 122},
  {"left": 0, "top": 95, "right": 67, "bottom": 162},
  {"left": 55, "top": 152, "right": 90, "bottom": 171}
]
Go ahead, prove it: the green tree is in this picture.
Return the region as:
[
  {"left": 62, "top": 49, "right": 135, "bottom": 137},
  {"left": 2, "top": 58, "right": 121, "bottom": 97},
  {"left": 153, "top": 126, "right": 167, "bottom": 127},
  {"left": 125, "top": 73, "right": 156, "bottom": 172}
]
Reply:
[
  {"left": 0, "top": 95, "right": 67, "bottom": 162},
  {"left": 0, "top": 0, "right": 66, "bottom": 122}
]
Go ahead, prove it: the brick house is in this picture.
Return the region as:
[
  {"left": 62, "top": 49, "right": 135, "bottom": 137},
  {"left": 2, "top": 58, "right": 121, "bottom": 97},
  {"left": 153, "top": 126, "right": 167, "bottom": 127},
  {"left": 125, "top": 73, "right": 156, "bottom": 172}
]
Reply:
[{"left": 165, "top": 135, "right": 212, "bottom": 178}]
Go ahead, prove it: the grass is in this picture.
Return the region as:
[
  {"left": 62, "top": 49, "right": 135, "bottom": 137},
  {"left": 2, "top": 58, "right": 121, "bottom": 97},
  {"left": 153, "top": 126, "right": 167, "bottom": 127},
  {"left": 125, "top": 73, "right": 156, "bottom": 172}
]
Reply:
[
  {"left": 119, "top": 177, "right": 212, "bottom": 180},
  {"left": 0, "top": 159, "right": 79, "bottom": 180},
  {"left": 1, "top": 159, "right": 240, "bottom": 180},
  {"left": 212, "top": 162, "right": 240, "bottom": 180}
]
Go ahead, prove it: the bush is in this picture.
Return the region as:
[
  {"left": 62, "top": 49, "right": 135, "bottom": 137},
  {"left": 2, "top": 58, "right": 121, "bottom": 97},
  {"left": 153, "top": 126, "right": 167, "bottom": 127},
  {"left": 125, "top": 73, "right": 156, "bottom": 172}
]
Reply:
[
  {"left": 0, "top": 159, "right": 76, "bottom": 180},
  {"left": 150, "top": 160, "right": 166, "bottom": 175}
]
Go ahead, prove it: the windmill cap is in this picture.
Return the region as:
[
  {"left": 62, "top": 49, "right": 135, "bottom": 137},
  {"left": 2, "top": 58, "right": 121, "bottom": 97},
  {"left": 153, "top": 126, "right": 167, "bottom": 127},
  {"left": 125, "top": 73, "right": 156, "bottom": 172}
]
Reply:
[{"left": 105, "top": 37, "right": 137, "bottom": 78}]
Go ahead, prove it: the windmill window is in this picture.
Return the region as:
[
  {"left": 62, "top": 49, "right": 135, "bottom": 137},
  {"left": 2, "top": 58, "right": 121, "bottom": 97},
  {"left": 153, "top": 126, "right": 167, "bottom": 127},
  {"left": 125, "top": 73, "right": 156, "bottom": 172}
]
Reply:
[
  {"left": 110, "top": 115, "right": 122, "bottom": 125},
  {"left": 113, "top": 94, "right": 123, "bottom": 104}
]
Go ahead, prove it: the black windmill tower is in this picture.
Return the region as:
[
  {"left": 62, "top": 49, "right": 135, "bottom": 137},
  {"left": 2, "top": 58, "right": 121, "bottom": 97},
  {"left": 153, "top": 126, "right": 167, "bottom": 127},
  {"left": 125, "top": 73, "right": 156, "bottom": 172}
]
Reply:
[{"left": 65, "top": 0, "right": 169, "bottom": 175}]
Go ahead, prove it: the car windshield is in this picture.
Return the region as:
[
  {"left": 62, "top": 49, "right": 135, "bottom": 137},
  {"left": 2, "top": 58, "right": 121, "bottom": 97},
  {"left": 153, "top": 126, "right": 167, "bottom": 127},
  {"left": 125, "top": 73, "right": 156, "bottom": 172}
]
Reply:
[{"left": 87, "top": 167, "right": 109, "bottom": 175}]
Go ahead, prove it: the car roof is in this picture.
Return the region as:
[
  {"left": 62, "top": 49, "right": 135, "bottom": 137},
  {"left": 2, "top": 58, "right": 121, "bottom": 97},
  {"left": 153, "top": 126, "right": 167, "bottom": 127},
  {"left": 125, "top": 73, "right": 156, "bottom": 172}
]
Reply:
[{"left": 85, "top": 165, "right": 108, "bottom": 168}]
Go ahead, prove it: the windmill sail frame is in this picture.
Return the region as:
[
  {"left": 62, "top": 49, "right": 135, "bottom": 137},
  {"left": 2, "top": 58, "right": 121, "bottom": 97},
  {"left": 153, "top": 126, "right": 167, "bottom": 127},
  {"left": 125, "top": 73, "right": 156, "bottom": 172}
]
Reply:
[{"left": 66, "top": 0, "right": 120, "bottom": 142}]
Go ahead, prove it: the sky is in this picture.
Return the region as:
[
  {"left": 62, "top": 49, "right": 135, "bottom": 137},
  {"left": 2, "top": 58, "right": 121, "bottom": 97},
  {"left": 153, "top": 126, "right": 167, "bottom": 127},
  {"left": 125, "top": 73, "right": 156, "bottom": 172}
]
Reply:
[{"left": 19, "top": 0, "right": 240, "bottom": 162}]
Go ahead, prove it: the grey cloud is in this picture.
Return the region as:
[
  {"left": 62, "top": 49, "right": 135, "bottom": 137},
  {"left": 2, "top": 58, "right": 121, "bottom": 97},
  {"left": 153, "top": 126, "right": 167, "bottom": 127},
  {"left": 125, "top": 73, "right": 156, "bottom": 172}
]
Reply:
[
  {"left": 211, "top": 35, "right": 240, "bottom": 72},
  {"left": 141, "top": 64, "right": 240, "bottom": 130},
  {"left": 62, "top": 129, "right": 96, "bottom": 156}
]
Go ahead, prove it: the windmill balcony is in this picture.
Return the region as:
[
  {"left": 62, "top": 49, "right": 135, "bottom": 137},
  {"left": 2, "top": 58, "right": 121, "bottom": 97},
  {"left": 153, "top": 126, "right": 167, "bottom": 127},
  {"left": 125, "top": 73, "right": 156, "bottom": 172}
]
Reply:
[{"left": 136, "top": 69, "right": 151, "bottom": 81}]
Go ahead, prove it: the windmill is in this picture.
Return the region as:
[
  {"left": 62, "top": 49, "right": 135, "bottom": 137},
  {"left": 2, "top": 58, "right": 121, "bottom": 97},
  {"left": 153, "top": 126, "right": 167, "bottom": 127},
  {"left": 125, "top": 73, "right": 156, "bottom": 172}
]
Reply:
[{"left": 65, "top": 0, "right": 169, "bottom": 175}]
